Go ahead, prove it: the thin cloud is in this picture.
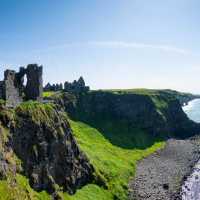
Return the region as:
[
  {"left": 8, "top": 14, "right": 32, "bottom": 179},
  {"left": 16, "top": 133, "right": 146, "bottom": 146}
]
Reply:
[
  {"left": 28, "top": 41, "right": 193, "bottom": 56},
  {"left": 88, "top": 41, "right": 191, "bottom": 55}
]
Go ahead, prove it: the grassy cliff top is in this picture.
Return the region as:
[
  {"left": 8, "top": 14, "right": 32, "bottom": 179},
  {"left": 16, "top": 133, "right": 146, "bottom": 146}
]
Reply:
[
  {"left": 92, "top": 88, "right": 199, "bottom": 98},
  {"left": 43, "top": 88, "right": 199, "bottom": 104},
  {"left": 95, "top": 88, "right": 162, "bottom": 95}
]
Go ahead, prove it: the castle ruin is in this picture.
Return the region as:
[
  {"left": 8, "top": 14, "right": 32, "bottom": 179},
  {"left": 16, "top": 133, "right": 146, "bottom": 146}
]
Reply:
[
  {"left": 0, "top": 64, "right": 43, "bottom": 107},
  {"left": 44, "top": 76, "right": 89, "bottom": 94}
]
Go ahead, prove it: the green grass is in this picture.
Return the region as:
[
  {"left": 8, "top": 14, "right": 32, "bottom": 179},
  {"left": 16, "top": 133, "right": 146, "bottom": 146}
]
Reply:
[
  {"left": 98, "top": 88, "right": 161, "bottom": 95},
  {"left": 59, "top": 184, "right": 112, "bottom": 200},
  {"left": 15, "top": 101, "right": 57, "bottom": 125},
  {"left": 96, "top": 88, "right": 193, "bottom": 96},
  {"left": 74, "top": 119, "right": 162, "bottom": 149},
  {"left": 0, "top": 174, "right": 50, "bottom": 200},
  {"left": 67, "top": 120, "right": 165, "bottom": 200},
  {"left": 43, "top": 91, "right": 56, "bottom": 98}
]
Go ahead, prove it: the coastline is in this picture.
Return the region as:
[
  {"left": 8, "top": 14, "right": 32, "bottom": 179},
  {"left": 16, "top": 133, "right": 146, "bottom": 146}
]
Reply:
[{"left": 128, "top": 137, "right": 200, "bottom": 200}]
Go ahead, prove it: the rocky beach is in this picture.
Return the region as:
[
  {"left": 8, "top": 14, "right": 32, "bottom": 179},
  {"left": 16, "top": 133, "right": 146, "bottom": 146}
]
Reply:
[{"left": 129, "top": 138, "right": 200, "bottom": 200}]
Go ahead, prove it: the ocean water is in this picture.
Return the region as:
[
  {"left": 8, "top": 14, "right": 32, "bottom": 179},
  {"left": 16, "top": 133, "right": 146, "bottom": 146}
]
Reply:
[
  {"left": 181, "top": 160, "right": 200, "bottom": 200},
  {"left": 181, "top": 99, "right": 200, "bottom": 200},
  {"left": 183, "top": 99, "right": 200, "bottom": 123}
]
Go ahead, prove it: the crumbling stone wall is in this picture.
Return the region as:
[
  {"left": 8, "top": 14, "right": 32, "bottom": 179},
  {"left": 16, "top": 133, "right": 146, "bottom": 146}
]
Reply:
[
  {"left": 44, "top": 76, "right": 89, "bottom": 94},
  {"left": 0, "top": 81, "right": 4, "bottom": 101},
  {"left": 64, "top": 76, "right": 89, "bottom": 93},
  {"left": 0, "top": 64, "right": 43, "bottom": 107},
  {"left": 44, "top": 83, "right": 63, "bottom": 92},
  {"left": 4, "top": 70, "right": 23, "bottom": 107},
  {"left": 25, "top": 64, "right": 43, "bottom": 101}
]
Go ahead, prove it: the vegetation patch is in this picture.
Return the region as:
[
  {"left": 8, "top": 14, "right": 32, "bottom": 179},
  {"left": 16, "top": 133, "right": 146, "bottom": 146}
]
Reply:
[
  {"left": 0, "top": 174, "right": 50, "bottom": 200},
  {"left": 15, "top": 101, "right": 56, "bottom": 125},
  {"left": 43, "top": 91, "right": 56, "bottom": 98},
  {"left": 68, "top": 120, "right": 165, "bottom": 200}
]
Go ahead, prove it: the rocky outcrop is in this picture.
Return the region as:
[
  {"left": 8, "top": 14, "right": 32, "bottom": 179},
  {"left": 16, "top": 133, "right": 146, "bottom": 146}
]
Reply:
[
  {"left": 0, "top": 102, "right": 18, "bottom": 181},
  {"left": 0, "top": 125, "right": 15, "bottom": 180},
  {"left": 11, "top": 102, "right": 94, "bottom": 194},
  {"left": 0, "top": 100, "right": 94, "bottom": 197}
]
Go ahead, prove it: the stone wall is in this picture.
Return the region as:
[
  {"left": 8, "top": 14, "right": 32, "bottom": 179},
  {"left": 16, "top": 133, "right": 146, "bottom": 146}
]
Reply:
[
  {"left": 0, "top": 64, "right": 43, "bottom": 107},
  {"left": 4, "top": 70, "right": 23, "bottom": 107},
  {"left": 44, "top": 76, "right": 89, "bottom": 94},
  {"left": 64, "top": 76, "right": 90, "bottom": 93},
  {"left": 25, "top": 64, "right": 43, "bottom": 101},
  {"left": 0, "top": 81, "right": 4, "bottom": 101},
  {"left": 44, "top": 83, "right": 63, "bottom": 92}
]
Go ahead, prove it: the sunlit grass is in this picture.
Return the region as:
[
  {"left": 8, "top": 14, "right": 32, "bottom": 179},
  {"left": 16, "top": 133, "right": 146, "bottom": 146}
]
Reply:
[
  {"left": 0, "top": 174, "right": 50, "bottom": 200},
  {"left": 43, "top": 91, "right": 55, "bottom": 98},
  {"left": 67, "top": 120, "right": 165, "bottom": 200}
]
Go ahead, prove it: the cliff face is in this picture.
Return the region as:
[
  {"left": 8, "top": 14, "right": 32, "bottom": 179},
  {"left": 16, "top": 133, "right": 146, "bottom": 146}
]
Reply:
[
  {"left": 158, "top": 89, "right": 200, "bottom": 106},
  {"left": 0, "top": 102, "right": 17, "bottom": 180},
  {"left": 0, "top": 124, "right": 16, "bottom": 180},
  {"left": 0, "top": 101, "right": 94, "bottom": 197},
  {"left": 54, "top": 91, "right": 199, "bottom": 138},
  {"left": 12, "top": 102, "right": 94, "bottom": 194}
]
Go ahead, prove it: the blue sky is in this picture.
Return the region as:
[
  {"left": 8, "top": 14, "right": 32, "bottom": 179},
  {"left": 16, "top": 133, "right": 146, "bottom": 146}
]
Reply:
[{"left": 0, "top": 0, "right": 200, "bottom": 93}]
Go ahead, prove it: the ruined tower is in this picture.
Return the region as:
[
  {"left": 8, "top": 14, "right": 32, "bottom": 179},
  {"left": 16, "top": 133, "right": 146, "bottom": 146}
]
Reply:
[
  {"left": 25, "top": 64, "right": 43, "bottom": 101},
  {"left": 0, "top": 64, "right": 43, "bottom": 107},
  {"left": 4, "top": 70, "right": 23, "bottom": 107}
]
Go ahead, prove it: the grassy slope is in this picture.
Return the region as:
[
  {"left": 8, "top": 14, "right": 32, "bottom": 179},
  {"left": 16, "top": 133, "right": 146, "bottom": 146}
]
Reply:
[
  {"left": 0, "top": 174, "right": 50, "bottom": 200},
  {"left": 63, "top": 89, "right": 169, "bottom": 199},
  {"left": 66, "top": 120, "right": 165, "bottom": 200}
]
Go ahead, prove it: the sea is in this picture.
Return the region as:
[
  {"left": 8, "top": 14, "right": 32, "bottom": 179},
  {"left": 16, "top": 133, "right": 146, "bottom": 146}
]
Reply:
[
  {"left": 181, "top": 99, "right": 200, "bottom": 200},
  {"left": 183, "top": 99, "right": 200, "bottom": 123}
]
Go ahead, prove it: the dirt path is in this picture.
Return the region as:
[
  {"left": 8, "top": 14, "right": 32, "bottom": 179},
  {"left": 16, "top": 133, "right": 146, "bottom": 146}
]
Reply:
[{"left": 128, "top": 138, "right": 200, "bottom": 200}]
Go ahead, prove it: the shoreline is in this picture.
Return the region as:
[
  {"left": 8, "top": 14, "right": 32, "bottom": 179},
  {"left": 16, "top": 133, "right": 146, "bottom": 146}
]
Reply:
[{"left": 128, "top": 137, "right": 200, "bottom": 200}]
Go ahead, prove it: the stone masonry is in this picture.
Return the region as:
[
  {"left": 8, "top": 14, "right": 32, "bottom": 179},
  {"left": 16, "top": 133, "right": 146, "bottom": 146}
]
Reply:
[
  {"left": 0, "top": 64, "right": 43, "bottom": 107},
  {"left": 44, "top": 76, "right": 90, "bottom": 94}
]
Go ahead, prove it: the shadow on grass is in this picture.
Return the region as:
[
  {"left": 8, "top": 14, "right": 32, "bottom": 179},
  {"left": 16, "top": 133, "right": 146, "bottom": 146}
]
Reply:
[{"left": 69, "top": 114, "right": 164, "bottom": 150}]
